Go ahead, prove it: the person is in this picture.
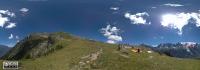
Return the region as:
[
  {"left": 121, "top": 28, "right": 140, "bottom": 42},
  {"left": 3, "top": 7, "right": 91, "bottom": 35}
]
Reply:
[
  {"left": 137, "top": 48, "right": 140, "bottom": 53},
  {"left": 117, "top": 44, "right": 121, "bottom": 51}
]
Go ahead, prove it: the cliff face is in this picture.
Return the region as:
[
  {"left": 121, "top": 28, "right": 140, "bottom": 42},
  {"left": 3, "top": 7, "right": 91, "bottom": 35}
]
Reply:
[{"left": 1, "top": 32, "right": 74, "bottom": 60}]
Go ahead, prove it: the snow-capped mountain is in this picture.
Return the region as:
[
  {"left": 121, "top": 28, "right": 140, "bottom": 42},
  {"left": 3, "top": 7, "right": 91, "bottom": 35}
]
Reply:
[{"left": 153, "top": 42, "right": 200, "bottom": 58}]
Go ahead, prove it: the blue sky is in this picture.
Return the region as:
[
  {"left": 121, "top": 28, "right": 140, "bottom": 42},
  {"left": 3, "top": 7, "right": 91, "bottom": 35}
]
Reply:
[{"left": 0, "top": 0, "right": 200, "bottom": 46}]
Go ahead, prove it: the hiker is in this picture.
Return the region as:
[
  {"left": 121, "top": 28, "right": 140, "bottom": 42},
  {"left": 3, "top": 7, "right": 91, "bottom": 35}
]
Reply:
[
  {"left": 137, "top": 48, "right": 140, "bottom": 53},
  {"left": 117, "top": 45, "right": 121, "bottom": 51}
]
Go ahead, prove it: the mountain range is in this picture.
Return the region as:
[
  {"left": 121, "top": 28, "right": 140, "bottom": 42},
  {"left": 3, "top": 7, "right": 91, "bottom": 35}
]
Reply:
[{"left": 152, "top": 42, "right": 200, "bottom": 58}]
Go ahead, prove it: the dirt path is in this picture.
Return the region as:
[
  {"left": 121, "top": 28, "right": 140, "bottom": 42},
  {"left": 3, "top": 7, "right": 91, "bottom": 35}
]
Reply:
[{"left": 70, "top": 47, "right": 103, "bottom": 70}]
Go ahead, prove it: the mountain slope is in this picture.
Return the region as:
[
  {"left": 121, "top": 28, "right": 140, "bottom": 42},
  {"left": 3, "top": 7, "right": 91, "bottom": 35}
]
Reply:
[
  {"left": 0, "top": 45, "right": 10, "bottom": 57},
  {"left": 1, "top": 32, "right": 200, "bottom": 70},
  {"left": 2, "top": 32, "right": 73, "bottom": 60}
]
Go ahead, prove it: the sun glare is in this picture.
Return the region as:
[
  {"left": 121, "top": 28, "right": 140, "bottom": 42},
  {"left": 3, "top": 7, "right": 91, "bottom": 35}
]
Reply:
[
  {"left": 161, "top": 13, "right": 191, "bottom": 35},
  {"left": 161, "top": 14, "right": 176, "bottom": 27}
]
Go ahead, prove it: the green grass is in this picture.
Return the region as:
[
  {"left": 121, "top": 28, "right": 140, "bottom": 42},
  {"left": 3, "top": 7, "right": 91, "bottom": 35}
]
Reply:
[{"left": 0, "top": 35, "right": 200, "bottom": 70}]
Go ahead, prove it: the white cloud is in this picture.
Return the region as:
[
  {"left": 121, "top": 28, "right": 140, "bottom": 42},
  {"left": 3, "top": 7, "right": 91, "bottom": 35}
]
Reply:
[
  {"left": 151, "top": 7, "right": 157, "bottom": 9},
  {"left": 101, "top": 25, "right": 122, "bottom": 44},
  {"left": 20, "top": 8, "right": 29, "bottom": 13},
  {"left": 163, "top": 3, "right": 184, "bottom": 7},
  {"left": 110, "top": 7, "right": 119, "bottom": 11},
  {"left": 16, "top": 36, "right": 20, "bottom": 42},
  {"left": 124, "top": 12, "right": 150, "bottom": 24},
  {"left": 16, "top": 36, "right": 19, "bottom": 39},
  {"left": 0, "top": 10, "right": 15, "bottom": 17},
  {"left": 107, "top": 35, "right": 122, "bottom": 42},
  {"left": 107, "top": 40, "right": 116, "bottom": 44},
  {"left": 8, "top": 34, "right": 14, "bottom": 39},
  {"left": 5, "top": 22, "right": 16, "bottom": 29},
  {"left": 8, "top": 34, "right": 20, "bottom": 42},
  {"left": 0, "top": 10, "right": 16, "bottom": 28},
  {"left": 161, "top": 12, "right": 200, "bottom": 35},
  {"left": 0, "top": 14, "right": 9, "bottom": 27}
]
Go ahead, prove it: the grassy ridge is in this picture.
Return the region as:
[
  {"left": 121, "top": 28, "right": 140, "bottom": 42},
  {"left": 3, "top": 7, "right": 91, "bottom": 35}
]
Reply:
[{"left": 0, "top": 33, "right": 200, "bottom": 70}]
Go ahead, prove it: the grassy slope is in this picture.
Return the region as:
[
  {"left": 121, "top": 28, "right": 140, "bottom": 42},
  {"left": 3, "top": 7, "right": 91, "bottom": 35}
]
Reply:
[{"left": 0, "top": 37, "right": 200, "bottom": 70}]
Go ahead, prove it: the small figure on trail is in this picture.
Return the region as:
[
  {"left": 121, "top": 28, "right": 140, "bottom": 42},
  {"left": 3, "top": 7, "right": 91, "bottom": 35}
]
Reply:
[
  {"left": 117, "top": 44, "right": 124, "bottom": 51},
  {"left": 137, "top": 48, "right": 140, "bottom": 53},
  {"left": 131, "top": 48, "right": 141, "bottom": 53}
]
